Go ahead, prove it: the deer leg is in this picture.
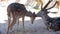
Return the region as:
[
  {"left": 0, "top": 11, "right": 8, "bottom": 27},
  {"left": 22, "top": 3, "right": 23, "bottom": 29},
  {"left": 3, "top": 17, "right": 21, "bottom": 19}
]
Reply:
[
  {"left": 16, "top": 18, "right": 19, "bottom": 34},
  {"left": 22, "top": 16, "right": 25, "bottom": 32},
  {"left": 46, "top": 21, "right": 51, "bottom": 30},
  {"left": 7, "top": 17, "right": 11, "bottom": 34},
  {"left": 7, "top": 15, "right": 11, "bottom": 34},
  {"left": 7, "top": 17, "right": 17, "bottom": 34},
  {"left": 17, "top": 18, "right": 19, "bottom": 31}
]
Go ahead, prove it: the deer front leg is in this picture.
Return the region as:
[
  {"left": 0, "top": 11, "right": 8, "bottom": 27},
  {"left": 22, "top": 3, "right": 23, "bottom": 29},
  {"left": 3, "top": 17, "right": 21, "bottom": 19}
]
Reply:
[{"left": 46, "top": 21, "right": 51, "bottom": 31}]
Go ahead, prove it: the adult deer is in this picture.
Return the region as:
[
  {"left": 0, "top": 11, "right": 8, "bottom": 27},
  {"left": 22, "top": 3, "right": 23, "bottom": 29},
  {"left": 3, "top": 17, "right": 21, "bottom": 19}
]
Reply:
[
  {"left": 36, "top": 0, "right": 59, "bottom": 31},
  {"left": 7, "top": 3, "right": 36, "bottom": 34}
]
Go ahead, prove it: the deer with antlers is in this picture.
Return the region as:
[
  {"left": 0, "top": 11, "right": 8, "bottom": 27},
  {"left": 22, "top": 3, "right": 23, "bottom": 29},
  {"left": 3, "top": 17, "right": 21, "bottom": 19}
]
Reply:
[
  {"left": 7, "top": 3, "right": 36, "bottom": 34},
  {"left": 36, "top": 0, "right": 60, "bottom": 31}
]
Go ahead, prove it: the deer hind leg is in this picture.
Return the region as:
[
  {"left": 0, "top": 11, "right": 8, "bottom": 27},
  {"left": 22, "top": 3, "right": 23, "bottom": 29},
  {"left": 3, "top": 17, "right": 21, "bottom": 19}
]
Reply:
[
  {"left": 7, "top": 17, "right": 11, "bottom": 34},
  {"left": 7, "top": 12, "right": 12, "bottom": 34},
  {"left": 7, "top": 16, "right": 17, "bottom": 34}
]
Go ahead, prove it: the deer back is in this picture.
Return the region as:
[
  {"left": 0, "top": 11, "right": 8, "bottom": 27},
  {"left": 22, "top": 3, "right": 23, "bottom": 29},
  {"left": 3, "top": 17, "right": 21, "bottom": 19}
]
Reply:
[{"left": 7, "top": 3, "right": 27, "bottom": 17}]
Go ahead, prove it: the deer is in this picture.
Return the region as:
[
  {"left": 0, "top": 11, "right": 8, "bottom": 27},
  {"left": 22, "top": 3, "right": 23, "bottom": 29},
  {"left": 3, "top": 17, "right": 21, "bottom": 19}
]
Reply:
[
  {"left": 36, "top": 0, "right": 59, "bottom": 31},
  {"left": 7, "top": 3, "right": 36, "bottom": 34}
]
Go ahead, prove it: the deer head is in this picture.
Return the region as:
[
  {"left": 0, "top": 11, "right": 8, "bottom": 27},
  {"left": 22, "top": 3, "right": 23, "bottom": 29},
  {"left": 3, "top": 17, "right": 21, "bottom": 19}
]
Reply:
[
  {"left": 36, "top": 0, "right": 57, "bottom": 17},
  {"left": 30, "top": 12, "right": 36, "bottom": 24},
  {"left": 36, "top": 0, "right": 57, "bottom": 30},
  {"left": 25, "top": 11, "right": 36, "bottom": 24}
]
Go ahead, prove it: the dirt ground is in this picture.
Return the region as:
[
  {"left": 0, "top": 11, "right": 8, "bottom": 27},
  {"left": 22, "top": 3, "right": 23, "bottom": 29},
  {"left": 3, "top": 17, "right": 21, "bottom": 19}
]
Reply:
[{"left": 0, "top": 19, "right": 60, "bottom": 34}]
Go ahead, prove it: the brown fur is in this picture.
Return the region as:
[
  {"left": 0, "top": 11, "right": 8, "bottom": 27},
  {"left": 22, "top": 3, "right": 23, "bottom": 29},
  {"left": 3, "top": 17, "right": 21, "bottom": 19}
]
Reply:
[{"left": 7, "top": 3, "right": 36, "bottom": 34}]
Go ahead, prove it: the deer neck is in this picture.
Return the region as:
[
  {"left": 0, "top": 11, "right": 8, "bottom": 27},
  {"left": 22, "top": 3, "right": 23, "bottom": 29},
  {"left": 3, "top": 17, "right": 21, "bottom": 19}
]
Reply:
[
  {"left": 41, "top": 11, "right": 50, "bottom": 24},
  {"left": 37, "top": 11, "right": 50, "bottom": 23},
  {"left": 25, "top": 11, "right": 33, "bottom": 17}
]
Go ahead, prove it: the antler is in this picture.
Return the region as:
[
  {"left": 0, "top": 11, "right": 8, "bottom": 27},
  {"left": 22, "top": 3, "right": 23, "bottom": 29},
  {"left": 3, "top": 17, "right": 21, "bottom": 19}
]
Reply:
[
  {"left": 41, "top": 3, "right": 43, "bottom": 9},
  {"left": 41, "top": 0, "right": 57, "bottom": 14},
  {"left": 42, "top": 0, "right": 52, "bottom": 9},
  {"left": 46, "top": 1, "right": 57, "bottom": 10}
]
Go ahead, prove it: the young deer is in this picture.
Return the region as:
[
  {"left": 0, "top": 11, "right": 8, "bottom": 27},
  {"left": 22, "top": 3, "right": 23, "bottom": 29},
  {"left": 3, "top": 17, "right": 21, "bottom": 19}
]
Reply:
[
  {"left": 36, "top": 0, "right": 59, "bottom": 31},
  {"left": 7, "top": 3, "right": 36, "bottom": 34}
]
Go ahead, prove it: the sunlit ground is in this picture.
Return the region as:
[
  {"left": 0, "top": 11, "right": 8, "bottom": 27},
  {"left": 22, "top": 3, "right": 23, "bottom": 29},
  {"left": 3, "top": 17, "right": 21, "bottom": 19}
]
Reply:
[{"left": 0, "top": 0, "right": 59, "bottom": 23}]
